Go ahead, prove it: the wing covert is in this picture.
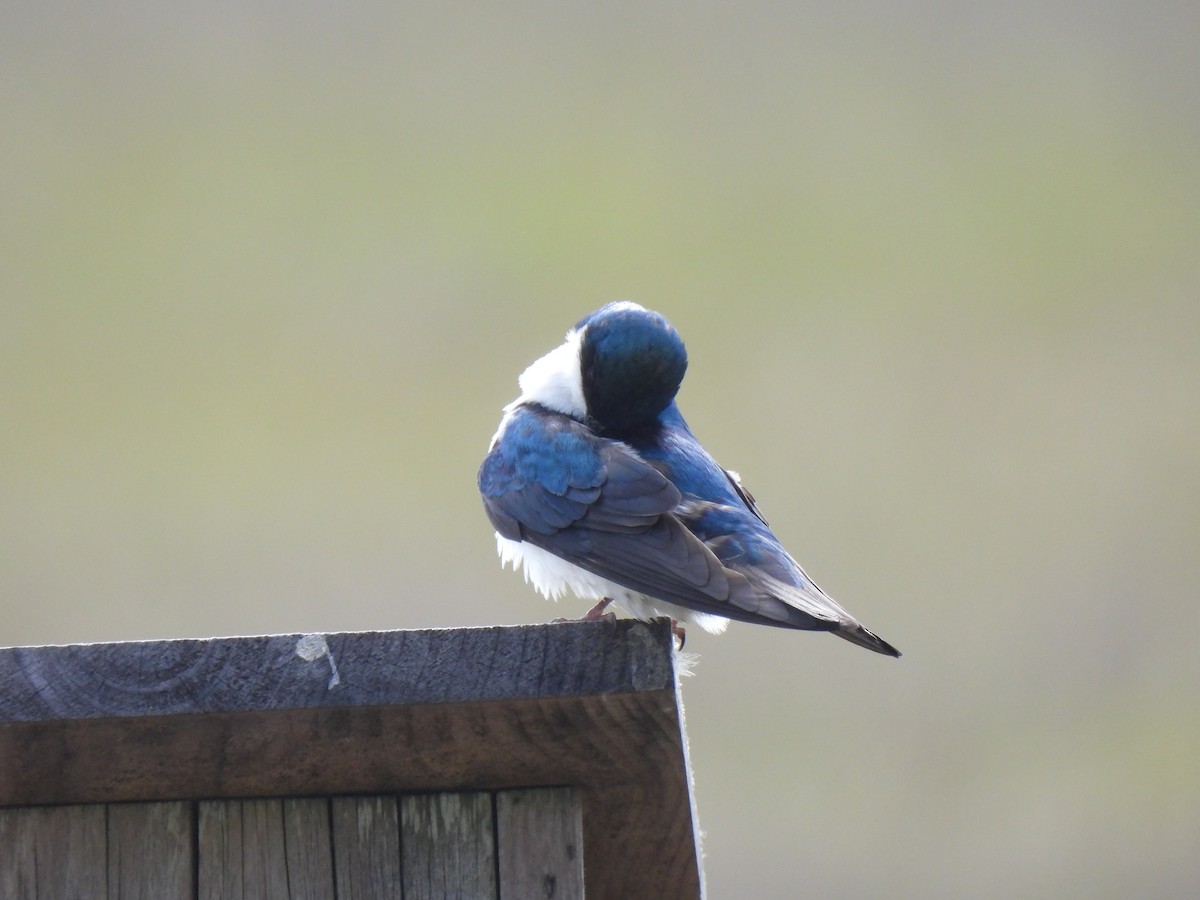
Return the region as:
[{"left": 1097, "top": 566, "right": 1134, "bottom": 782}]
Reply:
[
  {"left": 478, "top": 404, "right": 678, "bottom": 538},
  {"left": 479, "top": 403, "right": 850, "bottom": 629}
]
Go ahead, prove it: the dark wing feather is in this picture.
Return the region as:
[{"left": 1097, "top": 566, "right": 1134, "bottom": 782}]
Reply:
[
  {"left": 480, "top": 406, "right": 768, "bottom": 616},
  {"left": 481, "top": 404, "right": 901, "bottom": 654},
  {"left": 675, "top": 499, "right": 902, "bottom": 655}
]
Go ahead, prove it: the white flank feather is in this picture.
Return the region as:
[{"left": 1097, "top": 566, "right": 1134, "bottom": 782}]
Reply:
[{"left": 497, "top": 534, "right": 729, "bottom": 634}]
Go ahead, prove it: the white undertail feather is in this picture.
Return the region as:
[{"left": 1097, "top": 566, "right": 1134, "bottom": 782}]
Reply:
[{"left": 497, "top": 534, "right": 730, "bottom": 635}]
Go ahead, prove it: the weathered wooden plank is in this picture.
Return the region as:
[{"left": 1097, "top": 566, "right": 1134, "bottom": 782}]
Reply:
[
  {"left": 496, "top": 787, "right": 583, "bottom": 900},
  {"left": 0, "top": 621, "right": 702, "bottom": 899},
  {"left": 0, "top": 621, "right": 672, "bottom": 723},
  {"left": 331, "top": 795, "right": 401, "bottom": 900},
  {"left": 198, "top": 799, "right": 243, "bottom": 900},
  {"left": 198, "top": 798, "right": 335, "bottom": 900},
  {"left": 0, "top": 806, "right": 36, "bottom": 900},
  {"left": 400, "top": 792, "right": 496, "bottom": 900},
  {"left": 281, "top": 798, "right": 337, "bottom": 900},
  {"left": 0, "top": 804, "right": 107, "bottom": 900},
  {"left": 107, "top": 801, "right": 192, "bottom": 900}
]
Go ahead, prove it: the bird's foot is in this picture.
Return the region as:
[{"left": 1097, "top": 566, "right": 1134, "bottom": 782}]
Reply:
[
  {"left": 551, "top": 597, "right": 616, "bottom": 625},
  {"left": 582, "top": 597, "right": 615, "bottom": 621},
  {"left": 671, "top": 618, "right": 686, "bottom": 650}
]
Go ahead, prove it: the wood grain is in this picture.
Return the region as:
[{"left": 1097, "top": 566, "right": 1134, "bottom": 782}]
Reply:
[
  {"left": 400, "top": 792, "right": 496, "bottom": 900},
  {"left": 107, "top": 802, "right": 192, "bottom": 900},
  {"left": 0, "top": 621, "right": 672, "bottom": 723},
  {"left": 198, "top": 800, "right": 243, "bottom": 900},
  {"left": 198, "top": 798, "right": 335, "bottom": 900},
  {"left": 331, "top": 796, "right": 401, "bottom": 900},
  {"left": 281, "top": 798, "right": 337, "bottom": 900},
  {"left": 496, "top": 788, "right": 584, "bottom": 900},
  {"left": 0, "top": 804, "right": 106, "bottom": 900}
]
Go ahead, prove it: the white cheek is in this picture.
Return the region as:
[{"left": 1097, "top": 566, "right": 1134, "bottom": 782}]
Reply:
[{"left": 506, "top": 328, "right": 586, "bottom": 418}]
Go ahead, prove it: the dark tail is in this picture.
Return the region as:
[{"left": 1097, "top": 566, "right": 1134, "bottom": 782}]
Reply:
[{"left": 834, "top": 623, "right": 901, "bottom": 658}]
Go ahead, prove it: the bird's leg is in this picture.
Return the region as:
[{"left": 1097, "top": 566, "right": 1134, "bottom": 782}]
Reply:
[
  {"left": 581, "top": 597, "right": 615, "bottom": 622},
  {"left": 552, "top": 597, "right": 616, "bottom": 625},
  {"left": 671, "top": 618, "right": 687, "bottom": 649}
]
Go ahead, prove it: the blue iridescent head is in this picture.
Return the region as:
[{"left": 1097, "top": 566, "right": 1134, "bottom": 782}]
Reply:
[
  {"left": 509, "top": 301, "right": 687, "bottom": 438},
  {"left": 575, "top": 301, "right": 687, "bottom": 436}
]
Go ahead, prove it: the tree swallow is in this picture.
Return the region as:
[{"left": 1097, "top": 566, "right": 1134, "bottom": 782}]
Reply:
[{"left": 478, "top": 301, "right": 900, "bottom": 657}]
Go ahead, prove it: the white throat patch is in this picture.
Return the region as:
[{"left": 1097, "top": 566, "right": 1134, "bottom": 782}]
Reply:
[{"left": 505, "top": 327, "right": 587, "bottom": 418}]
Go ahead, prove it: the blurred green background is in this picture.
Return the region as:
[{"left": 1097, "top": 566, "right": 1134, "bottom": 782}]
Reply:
[{"left": 4, "top": 2, "right": 1198, "bottom": 896}]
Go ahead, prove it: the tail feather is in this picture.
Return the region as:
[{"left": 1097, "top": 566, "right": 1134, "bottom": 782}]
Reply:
[{"left": 834, "top": 623, "right": 901, "bottom": 658}]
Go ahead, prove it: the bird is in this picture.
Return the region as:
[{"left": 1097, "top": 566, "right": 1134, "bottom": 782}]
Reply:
[{"left": 477, "top": 301, "right": 900, "bottom": 657}]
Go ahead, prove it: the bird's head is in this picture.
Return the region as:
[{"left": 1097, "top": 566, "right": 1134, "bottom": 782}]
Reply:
[{"left": 511, "top": 301, "right": 687, "bottom": 438}]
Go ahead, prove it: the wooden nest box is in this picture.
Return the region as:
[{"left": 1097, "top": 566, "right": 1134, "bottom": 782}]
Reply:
[{"left": 0, "top": 619, "right": 703, "bottom": 898}]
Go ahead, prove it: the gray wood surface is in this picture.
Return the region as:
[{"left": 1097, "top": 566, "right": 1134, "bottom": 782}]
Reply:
[
  {"left": 331, "top": 796, "right": 402, "bottom": 900},
  {"left": 282, "top": 798, "right": 337, "bottom": 900},
  {"left": 107, "top": 801, "right": 192, "bottom": 900},
  {"left": 0, "top": 621, "right": 672, "bottom": 723},
  {"left": 198, "top": 800, "right": 242, "bottom": 900},
  {"left": 0, "top": 804, "right": 106, "bottom": 900},
  {"left": 0, "top": 790, "right": 583, "bottom": 900},
  {"left": 400, "top": 792, "right": 496, "bottom": 900},
  {"left": 497, "top": 787, "right": 584, "bottom": 900},
  {"left": 198, "top": 798, "right": 335, "bottom": 900},
  {"left": 0, "top": 621, "right": 701, "bottom": 899}
]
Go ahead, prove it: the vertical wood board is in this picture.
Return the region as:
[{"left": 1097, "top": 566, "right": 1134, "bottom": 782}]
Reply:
[
  {"left": 400, "top": 792, "right": 496, "bottom": 900},
  {"left": 0, "top": 804, "right": 107, "bottom": 900},
  {"left": 107, "top": 802, "right": 192, "bottom": 900},
  {"left": 198, "top": 798, "right": 335, "bottom": 900},
  {"left": 331, "top": 795, "right": 401, "bottom": 900},
  {"left": 281, "top": 798, "right": 337, "bottom": 900},
  {"left": 198, "top": 799, "right": 242, "bottom": 900},
  {"left": 496, "top": 787, "right": 584, "bottom": 900}
]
